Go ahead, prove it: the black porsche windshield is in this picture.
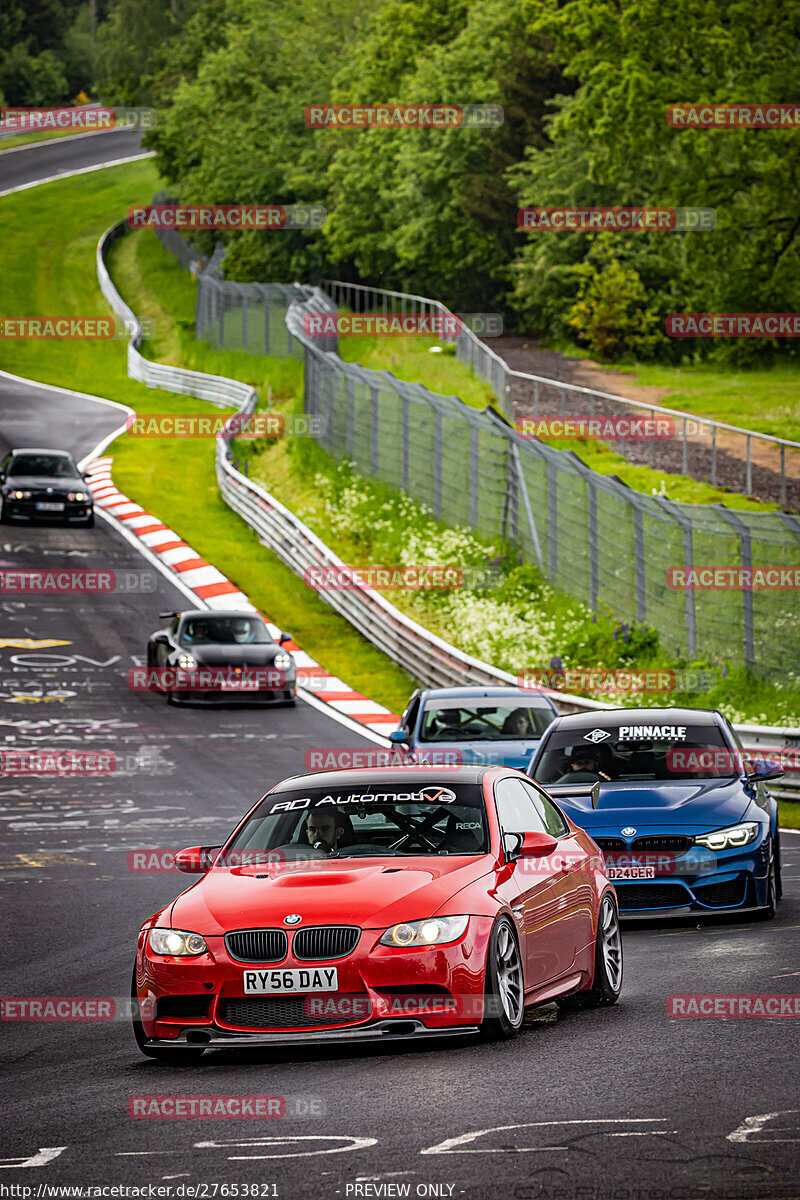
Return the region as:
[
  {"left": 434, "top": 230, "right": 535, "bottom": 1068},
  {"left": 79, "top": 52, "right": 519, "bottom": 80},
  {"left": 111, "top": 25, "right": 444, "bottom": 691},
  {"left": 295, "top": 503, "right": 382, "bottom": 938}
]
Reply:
[
  {"left": 179, "top": 616, "right": 272, "bottom": 645},
  {"left": 418, "top": 698, "right": 554, "bottom": 742},
  {"left": 532, "top": 722, "right": 738, "bottom": 784},
  {"left": 218, "top": 783, "right": 489, "bottom": 861},
  {"left": 10, "top": 454, "right": 78, "bottom": 479}
]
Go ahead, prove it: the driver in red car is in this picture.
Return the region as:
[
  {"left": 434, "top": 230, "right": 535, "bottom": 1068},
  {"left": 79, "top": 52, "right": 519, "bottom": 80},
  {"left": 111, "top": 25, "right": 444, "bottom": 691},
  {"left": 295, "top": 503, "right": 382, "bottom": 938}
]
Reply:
[{"left": 303, "top": 809, "right": 355, "bottom": 853}]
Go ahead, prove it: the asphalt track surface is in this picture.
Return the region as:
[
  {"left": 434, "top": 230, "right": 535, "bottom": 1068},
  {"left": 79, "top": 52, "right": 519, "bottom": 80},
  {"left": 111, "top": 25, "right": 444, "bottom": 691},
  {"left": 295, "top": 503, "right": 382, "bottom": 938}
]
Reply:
[{"left": 1, "top": 133, "right": 799, "bottom": 1200}]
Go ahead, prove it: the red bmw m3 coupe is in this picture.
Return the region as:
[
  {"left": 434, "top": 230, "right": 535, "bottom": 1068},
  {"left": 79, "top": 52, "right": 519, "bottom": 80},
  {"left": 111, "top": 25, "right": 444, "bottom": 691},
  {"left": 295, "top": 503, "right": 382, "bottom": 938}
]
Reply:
[{"left": 132, "top": 766, "right": 622, "bottom": 1059}]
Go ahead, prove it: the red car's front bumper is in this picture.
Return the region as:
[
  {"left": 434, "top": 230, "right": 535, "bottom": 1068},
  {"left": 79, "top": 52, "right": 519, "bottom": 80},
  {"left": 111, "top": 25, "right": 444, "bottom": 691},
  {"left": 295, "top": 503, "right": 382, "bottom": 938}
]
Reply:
[{"left": 135, "top": 918, "right": 494, "bottom": 1048}]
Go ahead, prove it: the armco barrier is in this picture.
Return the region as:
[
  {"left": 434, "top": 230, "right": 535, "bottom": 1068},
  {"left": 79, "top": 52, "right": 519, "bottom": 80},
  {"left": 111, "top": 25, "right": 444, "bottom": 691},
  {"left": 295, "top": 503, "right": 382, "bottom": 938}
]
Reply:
[{"left": 96, "top": 219, "right": 800, "bottom": 800}]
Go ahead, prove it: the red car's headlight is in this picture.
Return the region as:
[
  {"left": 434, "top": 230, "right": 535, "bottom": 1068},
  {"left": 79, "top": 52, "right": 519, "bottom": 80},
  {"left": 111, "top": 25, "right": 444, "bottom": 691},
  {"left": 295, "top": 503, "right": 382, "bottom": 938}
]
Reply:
[
  {"left": 380, "top": 915, "right": 469, "bottom": 947},
  {"left": 148, "top": 928, "right": 208, "bottom": 956}
]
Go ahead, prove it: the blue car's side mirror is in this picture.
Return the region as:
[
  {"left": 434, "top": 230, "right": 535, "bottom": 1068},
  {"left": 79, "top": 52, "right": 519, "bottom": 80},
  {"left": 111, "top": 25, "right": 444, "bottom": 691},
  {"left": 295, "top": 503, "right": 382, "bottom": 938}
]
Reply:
[
  {"left": 747, "top": 762, "right": 784, "bottom": 782},
  {"left": 389, "top": 729, "right": 408, "bottom": 744}
]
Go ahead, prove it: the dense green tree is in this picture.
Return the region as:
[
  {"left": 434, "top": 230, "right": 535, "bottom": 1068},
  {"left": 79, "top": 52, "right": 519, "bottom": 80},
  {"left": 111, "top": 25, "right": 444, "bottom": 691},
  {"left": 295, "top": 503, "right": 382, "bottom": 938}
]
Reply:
[{"left": 510, "top": 0, "right": 800, "bottom": 361}]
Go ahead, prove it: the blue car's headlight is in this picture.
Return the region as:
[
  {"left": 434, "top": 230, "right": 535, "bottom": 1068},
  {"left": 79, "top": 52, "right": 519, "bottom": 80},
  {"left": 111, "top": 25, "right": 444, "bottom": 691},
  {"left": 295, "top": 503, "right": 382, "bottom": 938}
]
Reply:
[
  {"left": 380, "top": 915, "right": 469, "bottom": 947},
  {"left": 693, "top": 822, "right": 759, "bottom": 851}
]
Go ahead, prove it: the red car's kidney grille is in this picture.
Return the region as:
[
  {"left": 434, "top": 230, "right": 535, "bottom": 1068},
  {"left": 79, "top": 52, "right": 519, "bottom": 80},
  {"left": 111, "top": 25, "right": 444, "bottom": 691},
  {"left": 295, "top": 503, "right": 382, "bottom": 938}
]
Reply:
[
  {"left": 218, "top": 996, "right": 369, "bottom": 1029},
  {"left": 292, "top": 926, "right": 360, "bottom": 961},
  {"left": 225, "top": 929, "right": 288, "bottom": 963}
]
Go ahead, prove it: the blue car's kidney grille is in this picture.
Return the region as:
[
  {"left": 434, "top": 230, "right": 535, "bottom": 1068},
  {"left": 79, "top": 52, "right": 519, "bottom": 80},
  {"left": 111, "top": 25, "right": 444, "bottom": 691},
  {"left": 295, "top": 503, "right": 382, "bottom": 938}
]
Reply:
[
  {"left": 632, "top": 835, "right": 692, "bottom": 853},
  {"left": 594, "top": 837, "right": 627, "bottom": 852},
  {"left": 292, "top": 926, "right": 360, "bottom": 961},
  {"left": 225, "top": 929, "right": 287, "bottom": 963}
]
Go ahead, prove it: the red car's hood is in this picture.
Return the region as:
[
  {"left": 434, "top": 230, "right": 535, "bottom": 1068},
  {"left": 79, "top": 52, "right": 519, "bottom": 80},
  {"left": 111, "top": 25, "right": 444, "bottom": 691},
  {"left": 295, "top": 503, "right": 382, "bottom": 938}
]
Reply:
[{"left": 170, "top": 855, "right": 494, "bottom": 935}]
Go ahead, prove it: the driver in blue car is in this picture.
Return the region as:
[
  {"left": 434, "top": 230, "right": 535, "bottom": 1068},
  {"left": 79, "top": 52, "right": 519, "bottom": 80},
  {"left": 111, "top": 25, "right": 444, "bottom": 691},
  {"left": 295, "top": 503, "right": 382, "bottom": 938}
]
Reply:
[{"left": 554, "top": 746, "right": 611, "bottom": 784}]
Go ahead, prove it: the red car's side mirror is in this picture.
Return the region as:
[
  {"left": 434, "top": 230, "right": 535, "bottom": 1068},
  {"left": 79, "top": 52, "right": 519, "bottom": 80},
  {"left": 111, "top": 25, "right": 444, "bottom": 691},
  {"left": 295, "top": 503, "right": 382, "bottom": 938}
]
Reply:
[
  {"left": 517, "top": 831, "right": 559, "bottom": 859},
  {"left": 174, "top": 845, "right": 214, "bottom": 873}
]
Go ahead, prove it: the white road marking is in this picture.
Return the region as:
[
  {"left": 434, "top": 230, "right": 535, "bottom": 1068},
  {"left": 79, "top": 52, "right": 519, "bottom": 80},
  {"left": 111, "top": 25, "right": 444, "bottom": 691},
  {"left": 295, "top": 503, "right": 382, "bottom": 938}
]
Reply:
[
  {"left": 728, "top": 1110, "right": 800, "bottom": 1143},
  {"left": 194, "top": 1136, "right": 377, "bottom": 1160},
  {"left": 0, "top": 1147, "right": 66, "bottom": 1168},
  {"left": 421, "top": 1119, "right": 670, "bottom": 1155}
]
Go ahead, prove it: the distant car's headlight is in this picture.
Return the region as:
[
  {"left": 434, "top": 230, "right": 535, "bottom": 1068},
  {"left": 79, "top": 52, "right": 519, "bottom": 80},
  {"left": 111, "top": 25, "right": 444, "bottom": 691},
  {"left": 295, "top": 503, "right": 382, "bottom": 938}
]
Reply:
[
  {"left": 178, "top": 653, "right": 196, "bottom": 669},
  {"left": 148, "top": 928, "right": 208, "bottom": 956},
  {"left": 693, "top": 822, "right": 759, "bottom": 851},
  {"left": 10, "top": 490, "right": 31, "bottom": 500},
  {"left": 380, "top": 915, "right": 469, "bottom": 947},
  {"left": 67, "top": 491, "right": 88, "bottom": 502},
  {"left": 274, "top": 652, "right": 292, "bottom": 671}
]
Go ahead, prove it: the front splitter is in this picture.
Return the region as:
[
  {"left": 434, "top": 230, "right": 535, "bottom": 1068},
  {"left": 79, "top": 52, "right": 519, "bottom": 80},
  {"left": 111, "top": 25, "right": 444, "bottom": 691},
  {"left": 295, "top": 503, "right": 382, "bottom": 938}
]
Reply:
[{"left": 147, "top": 1019, "right": 481, "bottom": 1050}]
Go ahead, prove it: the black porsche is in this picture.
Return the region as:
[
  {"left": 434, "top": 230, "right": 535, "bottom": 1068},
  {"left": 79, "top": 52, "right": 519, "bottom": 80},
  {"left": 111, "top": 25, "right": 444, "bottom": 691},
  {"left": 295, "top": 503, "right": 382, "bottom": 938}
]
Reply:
[{"left": 144, "top": 610, "right": 297, "bottom": 705}]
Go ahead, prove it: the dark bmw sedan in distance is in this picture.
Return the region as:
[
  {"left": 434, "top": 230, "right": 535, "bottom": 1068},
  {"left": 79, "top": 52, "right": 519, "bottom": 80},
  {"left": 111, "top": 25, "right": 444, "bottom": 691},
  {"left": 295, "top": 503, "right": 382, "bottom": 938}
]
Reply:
[{"left": 0, "top": 448, "right": 94, "bottom": 526}]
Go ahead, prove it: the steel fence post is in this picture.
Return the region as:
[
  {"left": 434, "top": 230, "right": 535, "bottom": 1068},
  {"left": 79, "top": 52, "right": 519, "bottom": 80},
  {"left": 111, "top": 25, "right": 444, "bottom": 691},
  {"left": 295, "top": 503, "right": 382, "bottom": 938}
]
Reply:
[
  {"left": 714, "top": 506, "right": 755, "bottom": 668},
  {"left": 371, "top": 386, "right": 379, "bottom": 476}
]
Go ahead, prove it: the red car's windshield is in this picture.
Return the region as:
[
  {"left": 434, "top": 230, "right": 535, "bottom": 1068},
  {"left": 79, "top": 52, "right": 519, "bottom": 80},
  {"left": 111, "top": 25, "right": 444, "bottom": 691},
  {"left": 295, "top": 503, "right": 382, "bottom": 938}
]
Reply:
[{"left": 219, "top": 783, "right": 489, "bottom": 860}]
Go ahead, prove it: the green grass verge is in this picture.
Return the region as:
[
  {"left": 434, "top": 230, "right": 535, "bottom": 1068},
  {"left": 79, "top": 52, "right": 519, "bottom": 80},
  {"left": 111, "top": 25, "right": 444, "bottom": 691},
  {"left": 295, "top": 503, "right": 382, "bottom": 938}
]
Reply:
[
  {"left": 338, "top": 332, "right": 775, "bottom": 511},
  {"left": 0, "top": 163, "right": 414, "bottom": 715},
  {"left": 779, "top": 800, "right": 800, "bottom": 828},
  {"left": 544, "top": 338, "right": 800, "bottom": 444}
]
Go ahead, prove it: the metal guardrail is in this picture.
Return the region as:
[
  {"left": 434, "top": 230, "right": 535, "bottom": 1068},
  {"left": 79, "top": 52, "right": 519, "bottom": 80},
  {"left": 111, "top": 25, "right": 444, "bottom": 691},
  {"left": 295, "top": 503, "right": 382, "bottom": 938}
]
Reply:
[{"left": 96, "top": 219, "right": 800, "bottom": 802}]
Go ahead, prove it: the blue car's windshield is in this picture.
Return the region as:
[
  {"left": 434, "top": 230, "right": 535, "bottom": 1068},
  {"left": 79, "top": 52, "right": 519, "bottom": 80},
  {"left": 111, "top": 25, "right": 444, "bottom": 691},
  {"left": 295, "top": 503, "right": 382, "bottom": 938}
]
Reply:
[
  {"left": 418, "top": 699, "right": 554, "bottom": 742},
  {"left": 532, "top": 723, "right": 738, "bottom": 784}
]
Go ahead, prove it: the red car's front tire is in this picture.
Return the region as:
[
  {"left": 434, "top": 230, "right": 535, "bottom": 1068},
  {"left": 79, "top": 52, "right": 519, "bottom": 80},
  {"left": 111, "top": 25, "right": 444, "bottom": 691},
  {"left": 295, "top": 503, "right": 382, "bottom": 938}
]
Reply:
[{"left": 480, "top": 917, "right": 525, "bottom": 1040}]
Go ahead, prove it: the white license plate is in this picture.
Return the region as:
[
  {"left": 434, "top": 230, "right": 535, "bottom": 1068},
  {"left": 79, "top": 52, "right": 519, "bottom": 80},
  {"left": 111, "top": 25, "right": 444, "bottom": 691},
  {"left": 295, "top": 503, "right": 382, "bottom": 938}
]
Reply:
[
  {"left": 608, "top": 866, "right": 656, "bottom": 881},
  {"left": 243, "top": 967, "right": 338, "bottom": 994},
  {"left": 36, "top": 502, "right": 64, "bottom": 512}
]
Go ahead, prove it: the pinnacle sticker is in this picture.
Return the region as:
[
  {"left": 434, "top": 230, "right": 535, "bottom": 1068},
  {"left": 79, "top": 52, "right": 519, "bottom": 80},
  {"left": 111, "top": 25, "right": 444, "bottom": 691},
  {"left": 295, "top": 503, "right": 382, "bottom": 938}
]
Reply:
[
  {"left": 583, "top": 729, "right": 612, "bottom": 743},
  {"left": 618, "top": 725, "right": 688, "bottom": 740}
]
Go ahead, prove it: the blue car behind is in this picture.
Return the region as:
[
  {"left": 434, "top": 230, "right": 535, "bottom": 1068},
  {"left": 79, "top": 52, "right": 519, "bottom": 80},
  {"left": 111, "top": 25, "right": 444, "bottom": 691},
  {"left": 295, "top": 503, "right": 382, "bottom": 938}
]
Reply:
[
  {"left": 527, "top": 707, "right": 783, "bottom": 919},
  {"left": 389, "top": 685, "right": 560, "bottom": 771}
]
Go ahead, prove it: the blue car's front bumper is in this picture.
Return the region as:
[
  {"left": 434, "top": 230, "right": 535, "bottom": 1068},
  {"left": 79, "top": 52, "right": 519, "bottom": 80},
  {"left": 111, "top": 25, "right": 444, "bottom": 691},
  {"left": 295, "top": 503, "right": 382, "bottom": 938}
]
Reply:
[{"left": 600, "top": 835, "right": 773, "bottom": 918}]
